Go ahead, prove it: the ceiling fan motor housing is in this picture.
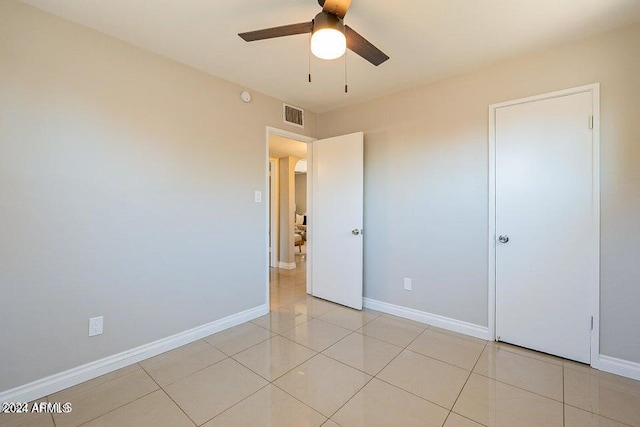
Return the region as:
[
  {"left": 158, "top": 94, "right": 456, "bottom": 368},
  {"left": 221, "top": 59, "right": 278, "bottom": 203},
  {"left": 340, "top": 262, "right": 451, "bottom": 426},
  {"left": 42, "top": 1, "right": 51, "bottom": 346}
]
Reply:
[{"left": 313, "top": 11, "right": 345, "bottom": 35}]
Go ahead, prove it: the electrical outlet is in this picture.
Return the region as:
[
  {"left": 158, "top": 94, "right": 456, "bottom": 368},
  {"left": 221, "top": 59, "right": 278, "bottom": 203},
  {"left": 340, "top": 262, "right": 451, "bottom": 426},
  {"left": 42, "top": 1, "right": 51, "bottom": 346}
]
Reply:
[
  {"left": 404, "top": 278, "right": 412, "bottom": 291},
  {"left": 89, "top": 316, "right": 103, "bottom": 337}
]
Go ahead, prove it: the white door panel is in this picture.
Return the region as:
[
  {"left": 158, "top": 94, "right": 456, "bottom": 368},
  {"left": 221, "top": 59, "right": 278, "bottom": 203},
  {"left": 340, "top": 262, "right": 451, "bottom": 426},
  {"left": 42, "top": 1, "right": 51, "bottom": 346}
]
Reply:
[
  {"left": 311, "top": 132, "right": 363, "bottom": 309},
  {"left": 495, "top": 92, "right": 594, "bottom": 363}
]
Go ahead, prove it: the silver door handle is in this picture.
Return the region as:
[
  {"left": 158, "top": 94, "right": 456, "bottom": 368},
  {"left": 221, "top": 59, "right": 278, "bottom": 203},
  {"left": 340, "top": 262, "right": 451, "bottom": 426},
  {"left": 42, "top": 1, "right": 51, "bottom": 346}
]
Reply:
[
  {"left": 351, "top": 229, "right": 361, "bottom": 236},
  {"left": 498, "top": 235, "right": 509, "bottom": 243}
]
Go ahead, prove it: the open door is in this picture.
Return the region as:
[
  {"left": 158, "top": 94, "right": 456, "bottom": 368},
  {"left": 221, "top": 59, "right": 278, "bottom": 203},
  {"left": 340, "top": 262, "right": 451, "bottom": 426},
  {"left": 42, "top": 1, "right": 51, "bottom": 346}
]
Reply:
[{"left": 311, "top": 132, "right": 364, "bottom": 309}]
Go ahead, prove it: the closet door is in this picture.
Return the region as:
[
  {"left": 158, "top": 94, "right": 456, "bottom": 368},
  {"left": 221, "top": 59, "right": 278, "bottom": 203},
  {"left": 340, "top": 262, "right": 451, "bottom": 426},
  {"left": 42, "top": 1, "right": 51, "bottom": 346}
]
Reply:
[{"left": 495, "top": 90, "right": 596, "bottom": 363}]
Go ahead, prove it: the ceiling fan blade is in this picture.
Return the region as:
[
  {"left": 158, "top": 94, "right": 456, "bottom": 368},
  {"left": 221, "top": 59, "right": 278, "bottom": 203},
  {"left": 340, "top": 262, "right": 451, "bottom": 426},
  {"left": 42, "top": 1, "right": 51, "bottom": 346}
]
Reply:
[
  {"left": 238, "top": 22, "right": 313, "bottom": 42},
  {"left": 345, "top": 25, "right": 389, "bottom": 66},
  {"left": 322, "top": 0, "right": 352, "bottom": 19}
]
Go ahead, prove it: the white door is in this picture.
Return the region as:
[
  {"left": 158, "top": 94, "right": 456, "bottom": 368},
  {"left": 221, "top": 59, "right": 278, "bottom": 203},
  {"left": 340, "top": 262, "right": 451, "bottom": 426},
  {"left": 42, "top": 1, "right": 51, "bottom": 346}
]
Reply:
[
  {"left": 495, "top": 91, "right": 596, "bottom": 363},
  {"left": 311, "top": 132, "right": 364, "bottom": 309}
]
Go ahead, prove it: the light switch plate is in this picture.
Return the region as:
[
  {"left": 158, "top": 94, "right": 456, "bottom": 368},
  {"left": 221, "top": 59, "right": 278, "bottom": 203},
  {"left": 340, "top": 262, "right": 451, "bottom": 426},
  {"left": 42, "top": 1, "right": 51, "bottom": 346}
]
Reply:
[{"left": 254, "top": 191, "right": 262, "bottom": 202}]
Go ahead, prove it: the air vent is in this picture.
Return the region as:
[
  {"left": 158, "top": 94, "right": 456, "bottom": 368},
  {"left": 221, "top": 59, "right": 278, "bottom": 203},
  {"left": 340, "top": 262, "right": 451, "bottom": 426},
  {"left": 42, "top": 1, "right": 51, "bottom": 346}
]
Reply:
[{"left": 283, "top": 103, "right": 304, "bottom": 128}]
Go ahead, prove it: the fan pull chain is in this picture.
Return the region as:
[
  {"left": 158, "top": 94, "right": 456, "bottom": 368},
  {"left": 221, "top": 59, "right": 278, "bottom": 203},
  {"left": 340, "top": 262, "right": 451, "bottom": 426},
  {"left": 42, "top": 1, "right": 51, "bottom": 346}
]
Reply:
[
  {"left": 308, "top": 30, "right": 312, "bottom": 83},
  {"left": 344, "top": 49, "right": 348, "bottom": 93}
]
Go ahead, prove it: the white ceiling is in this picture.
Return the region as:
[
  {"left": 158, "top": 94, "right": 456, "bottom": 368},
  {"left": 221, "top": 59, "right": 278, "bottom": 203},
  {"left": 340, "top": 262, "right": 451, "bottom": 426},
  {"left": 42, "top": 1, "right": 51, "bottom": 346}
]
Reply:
[{"left": 20, "top": 0, "right": 640, "bottom": 113}]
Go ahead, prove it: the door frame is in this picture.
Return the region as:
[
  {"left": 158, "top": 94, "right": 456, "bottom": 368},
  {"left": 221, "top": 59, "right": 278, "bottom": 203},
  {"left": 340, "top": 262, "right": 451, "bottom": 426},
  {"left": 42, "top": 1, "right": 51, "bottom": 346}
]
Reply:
[
  {"left": 268, "top": 157, "right": 279, "bottom": 268},
  {"left": 487, "top": 83, "right": 600, "bottom": 366},
  {"left": 265, "top": 127, "right": 316, "bottom": 305}
]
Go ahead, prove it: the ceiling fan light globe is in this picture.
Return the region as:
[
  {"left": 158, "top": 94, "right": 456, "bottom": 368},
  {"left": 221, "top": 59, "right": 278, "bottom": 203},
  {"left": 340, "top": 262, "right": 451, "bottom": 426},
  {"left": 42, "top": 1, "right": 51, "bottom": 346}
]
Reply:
[{"left": 311, "top": 28, "right": 346, "bottom": 60}]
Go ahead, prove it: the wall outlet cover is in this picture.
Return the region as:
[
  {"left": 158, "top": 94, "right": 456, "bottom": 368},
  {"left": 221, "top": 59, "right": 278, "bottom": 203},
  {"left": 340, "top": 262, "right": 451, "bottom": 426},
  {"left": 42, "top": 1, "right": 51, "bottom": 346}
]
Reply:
[{"left": 89, "top": 316, "right": 104, "bottom": 337}]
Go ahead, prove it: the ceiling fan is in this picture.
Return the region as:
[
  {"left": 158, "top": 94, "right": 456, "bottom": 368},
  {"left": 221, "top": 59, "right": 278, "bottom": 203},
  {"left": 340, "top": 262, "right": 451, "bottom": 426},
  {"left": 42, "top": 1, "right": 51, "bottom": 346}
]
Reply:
[{"left": 238, "top": 0, "right": 389, "bottom": 66}]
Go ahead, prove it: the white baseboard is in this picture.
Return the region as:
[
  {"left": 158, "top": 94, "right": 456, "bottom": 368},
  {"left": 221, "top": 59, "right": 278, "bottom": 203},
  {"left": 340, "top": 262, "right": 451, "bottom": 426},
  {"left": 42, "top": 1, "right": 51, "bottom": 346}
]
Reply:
[
  {"left": 278, "top": 261, "right": 296, "bottom": 270},
  {"left": 362, "top": 297, "right": 640, "bottom": 382},
  {"left": 0, "top": 303, "right": 269, "bottom": 404},
  {"left": 597, "top": 355, "right": 640, "bottom": 381},
  {"left": 363, "top": 297, "right": 491, "bottom": 341}
]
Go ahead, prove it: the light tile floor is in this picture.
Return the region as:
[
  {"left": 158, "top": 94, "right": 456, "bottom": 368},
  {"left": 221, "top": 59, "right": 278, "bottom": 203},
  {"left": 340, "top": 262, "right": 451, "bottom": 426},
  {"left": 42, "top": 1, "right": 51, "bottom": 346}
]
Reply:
[{"left": 2, "top": 256, "right": 640, "bottom": 426}]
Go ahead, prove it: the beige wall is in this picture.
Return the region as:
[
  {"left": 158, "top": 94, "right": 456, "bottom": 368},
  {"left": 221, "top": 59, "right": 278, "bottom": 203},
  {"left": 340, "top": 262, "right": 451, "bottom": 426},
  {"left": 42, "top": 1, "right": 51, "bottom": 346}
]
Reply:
[
  {"left": 318, "top": 23, "right": 640, "bottom": 363},
  {"left": 295, "top": 173, "right": 307, "bottom": 214},
  {"left": 0, "top": 1, "right": 316, "bottom": 392}
]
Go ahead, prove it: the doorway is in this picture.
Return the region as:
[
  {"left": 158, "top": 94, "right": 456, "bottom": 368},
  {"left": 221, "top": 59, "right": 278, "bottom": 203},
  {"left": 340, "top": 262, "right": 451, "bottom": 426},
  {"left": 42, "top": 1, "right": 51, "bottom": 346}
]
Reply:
[
  {"left": 265, "top": 128, "right": 365, "bottom": 312},
  {"left": 488, "top": 84, "right": 600, "bottom": 364},
  {"left": 266, "top": 127, "right": 314, "bottom": 310}
]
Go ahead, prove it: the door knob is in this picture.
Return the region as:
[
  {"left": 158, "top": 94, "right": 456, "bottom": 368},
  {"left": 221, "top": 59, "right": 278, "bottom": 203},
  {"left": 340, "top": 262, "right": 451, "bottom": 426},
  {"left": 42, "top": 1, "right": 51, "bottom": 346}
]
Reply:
[
  {"left": 351, "top": 229, "right": 361, "bottom": 236},
  {"left": 498, "top": 235, "right": 509, "bottom": 243}
]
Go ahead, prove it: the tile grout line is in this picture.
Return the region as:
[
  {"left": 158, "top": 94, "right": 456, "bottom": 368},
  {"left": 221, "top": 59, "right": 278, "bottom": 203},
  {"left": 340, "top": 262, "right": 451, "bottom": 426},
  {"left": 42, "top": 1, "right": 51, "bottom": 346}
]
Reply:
[
  {"left": 324, "top": 323, "right": 432, "bottom": 422},
  {"left": 562, "top": 364, "right": 566, "bottom": 427},
  {"left": 325, "top": 374, "right": 376, "bottom": 421},
  {"left": 229, "top": 334, "right": 319, "bottom": 383},
  {"left": 429, "top": 330, "right": 488, "bottom": 347},
  {"left": 137, "top": 362, "right": 199, "bottom": 427},
  {"left": 261, "top": 301, "right": 388, "bottom": 423},
  {"left": 46, "top": 395, "right": 57, "bottom": 427},
  {"left": 201, "top": 320, "right": 274, "bottom": 353},
  {"left": 355, "top": 320, "right": 427, "bottom": 349},
  {"left": 270, "top": 303, "right": 382, "bottom": 342},
  {"left": 269, "top": 382, "right": 333, "bottom": 424},
  {"left": 470, "top": 368, "right": 565, "bottom": 404},
  {"left": 231, "top": 302, "right": 373, "bottom": 386},
  {"left": 74, "top": 386, "right": 160, "bottom": 427},
  {"left": 147, "top": 350, "right": 231, "bottom": 389},
  {"left": 562, "top": 401, "right": 635, "bottom": 426},
  {"left": 362, "top": 326, "right": 479, "bottom": 415},
  {"left": 275, "top": 317, "right": 372, "bottom": 349},
  {"left": 231, "top": 350, "right": 317, "bottom": 384},
  {"left": 212, "top": 333, "right": 274, "bottom": 359},
  {"left": 44, "top": 368, "right": 160, "bottom": 427},
  {"left": 273, "top": 309, "right": 398, "bottom": 370},
  {"left": 371, "top": 376, "right": 457, "bottom": 416},
  {"left": 319, "top": 334, "right": 404, "bottom": 377},
  {"left": 275, "top": 315, "right": 420, "bottom": 378},
  {"left": 364, "top": 325, "right": 482, "bottom": 416},
  {"left": 419, "top": 327, "right": 488, "bottom": 346},
  {"left": 455, "top": 343, "right": 569, "bottom": 404},
  {"left": 197, "top": 329, "right": 338, "bottom": 421},
  {"left": 441, "top": 337, "right": 489, "bottom": 426},
  {"left": 450, "top": 412, "right": 488, "bottom": 427},
  {"left": 52, "top": 365, "right": 159, "bottom": 427},
  {"left": 488, "top": 341, "right": 566, "bottom": 367},
  {"left": 151, "top": 338, "right": 322, "bottom": 426},
  {"left": 276, "top": 317, "right": 355, "bottom": 342},
  {"left": 205, "top": 282, "right": 346, "bottom": 425},
  {"left": 403, "top": 346, "right": 481, "bottom": 372},
  {"left": 195, "top": 383, "right": 272, "bottom": 427}
]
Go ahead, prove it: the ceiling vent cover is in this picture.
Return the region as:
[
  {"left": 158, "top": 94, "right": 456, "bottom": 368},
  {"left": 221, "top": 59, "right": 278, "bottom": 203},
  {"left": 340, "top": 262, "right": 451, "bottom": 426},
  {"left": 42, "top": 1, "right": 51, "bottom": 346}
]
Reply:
[{"left": 283, "top": 103, "right": 304, "bottom": 128}]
